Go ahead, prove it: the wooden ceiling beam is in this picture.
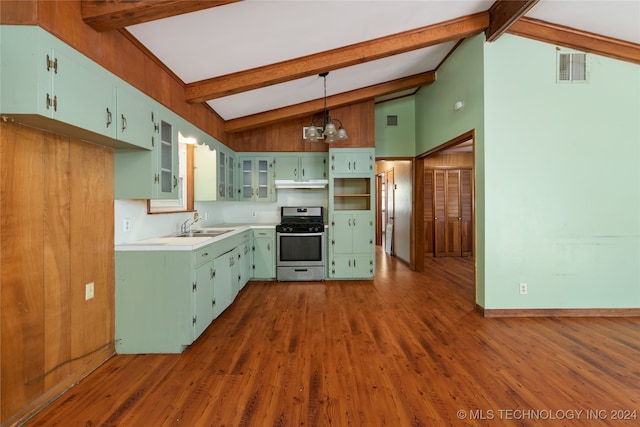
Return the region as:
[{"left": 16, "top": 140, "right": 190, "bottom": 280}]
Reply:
[
  {"left": 186, "top": 12, "right": 488, "bottom": 103},
  {"left": 509, "top": 17, "right": 640, "bottom": 65},
  {"left": 224, "top": 71, "right": 436, "bottom": 133},
  {"left": 485, "top": 0, "right": 539, "bottom": 42},
  {"left": 81, "top": 0, "right": 241, "bottom": 32}
]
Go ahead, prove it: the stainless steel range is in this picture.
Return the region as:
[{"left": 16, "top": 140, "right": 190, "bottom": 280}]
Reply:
[{"left": 276, "top": 207, "right": 325, "bottom": 281}]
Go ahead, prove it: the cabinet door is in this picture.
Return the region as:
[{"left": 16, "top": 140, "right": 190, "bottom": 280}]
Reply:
[
  {"left": 330, "top": 256, "right": 353, "bottom": 279},
  {"left": 194, "top": 261, "right": 214, "bottom": 339},
  {"left": 213, "top": 253, "right": 233, "bottom": 318},
  {"left": 229, "top": 248, "right": 240, "bottom": 299},
  {"left": 351, "top": 150, "right": 373, "bottom": 175},
  {"left": 300, "top": 154, "right": 327, "bottom": 180},
  {"left": 331, "top": 213, "right": 353, "bottom": 254},
  {"left": 51, "top": 40, "right": 115, "bottom": 140},
  {"left": 255, "top": 158, "right": 273, "bottom": 200},
  {"left": 352, "top": 213, "right": 373, "bottom": 253},
  {"left": 194, "top": 144, "right": 217, "bottom": 201},
  {"left": 157, "top": 119, "right": 179, "bottom": 198},
  {"left": 218, "top": 150, "right": 227, "bottom": 199},
  {"left": 353, "top": 254, "right": 374, "bottom": 279},
  {"left": 252, "top": 231, "right": 275, "bottom": 279},
  {"left": 331, "top": 152, "right": 352, "bottom": 175},
  {"left": 116, "top": 84, "right": 155, "bottom": 149},
  {"left": 227, "top": 153, "right": 235, "bottom": 199},
  {"left": 238, "top": 242, "right": 251, "bottom": 290},
  {"left": 239, "top": 157, "right": 254, "bottom": 200},
  {"left": 274, "top": 155, "right": 300, "bottom": 180}
]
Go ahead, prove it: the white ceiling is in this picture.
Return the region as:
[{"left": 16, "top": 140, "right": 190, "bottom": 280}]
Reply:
[{"left": 126, "top": 0, "right": 640, "bottom": 123}]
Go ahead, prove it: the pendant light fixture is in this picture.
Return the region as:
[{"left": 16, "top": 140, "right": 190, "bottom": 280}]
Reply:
[{"left": 304, "top": 72, "right": 348, "bottom": 143}]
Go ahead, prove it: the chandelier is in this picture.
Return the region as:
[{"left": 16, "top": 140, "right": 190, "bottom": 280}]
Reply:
[{"left": 304, "top": 72, "right": 348, "bottom": 143}]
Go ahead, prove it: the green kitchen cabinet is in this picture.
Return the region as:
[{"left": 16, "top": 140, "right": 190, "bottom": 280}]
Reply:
[
  {"left": 274, "top": 153, "right": 327, "bottom": 181},
  {"left": 237, "top": 231, "right": 252, "bottom": 290},
  {"left": 329, "top": 148, "right": 374, "bottom": 176},
  {"left": 1, "top": 25, "right": 114, "bottom": 142},
  {"left": 114, "top": 82, "right": 156, "bottom": 150},
  {"left": 213, "top": 250, "right": 235, "bottom": 318},
  {"left": 238, "top": 156, "right": 275, "bottom": 201},
  {"left": 194, "top": 249, "right": 215, "bottom": 339},
  {"left": 251, "top": 229, "right": 276, "bottom": 279},
  {"left": 217, "top": 147, "right": 237, "bottom": 200},
  {"left": 329, "top": 254, "right": 375, "bottom": 279},
  {"left": 0, "top": 25, "right": 155, "bottom": 150},
  {"left": 114, "top": 112, "right": 179, "bottom": 199},
  {"left": 328, "top": 212, "right": 375, "bottom": 279},
  {"left": 327, "top": 148, "right": 375, "bottom": 279},
  {"left": 330, "top": 212, "right": 374, "bottom": 254},
  {"left": 115, "top": 248, "right": 213, "bottom": 354},
  {"left": 115, "top": 234, "right": 244, "bottom": 353},
  {"left": 194, "top": 142, "right": 218, "bottom": 201}
]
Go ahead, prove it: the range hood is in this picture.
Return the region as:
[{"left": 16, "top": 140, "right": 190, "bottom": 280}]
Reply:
[{"left": 275, "top": 179, "right": 328, "bottom": 189}]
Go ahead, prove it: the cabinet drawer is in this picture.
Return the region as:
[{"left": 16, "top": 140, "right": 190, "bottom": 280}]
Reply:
[
  {"left": 195, "top": 245, "right": 215, "bottom": 266},
  {"left": 238, "top": 231, "right": 251, "bottom": 244},
  {"left": 253, "top": 229, "right": 275, "bottom": 238}
]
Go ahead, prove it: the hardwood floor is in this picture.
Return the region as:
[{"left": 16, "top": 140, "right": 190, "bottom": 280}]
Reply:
[{"left": 25, "top": 249, "right": 639, "bottom": 426}]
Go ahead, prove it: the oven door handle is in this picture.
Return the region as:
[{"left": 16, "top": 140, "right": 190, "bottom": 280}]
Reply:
[{"left": 277, "top": 232, "right": 324, "bottom": 237}]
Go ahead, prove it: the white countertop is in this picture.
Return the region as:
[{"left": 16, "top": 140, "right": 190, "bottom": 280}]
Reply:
[{"left": 115, "top": 223, "right": 277, "bottom": 251}]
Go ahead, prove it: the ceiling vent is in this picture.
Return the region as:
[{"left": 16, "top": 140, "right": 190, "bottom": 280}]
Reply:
[{"left": 557, "top": 52, "right": 587, "bottom": 82}]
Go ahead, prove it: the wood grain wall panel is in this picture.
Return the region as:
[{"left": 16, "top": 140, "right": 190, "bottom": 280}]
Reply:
[
  {"left": 0, "top": 0, "right": 38, "bottom": 23},
  {"left": 1, "top": 123, "right": 46, "bottom": 420},
  {"left": 0, "top": 123, "right": 114, "bottom": 425},
  {"left": 227, "top": 101, "right": 375, "bottom": 152},
  {"left": 423, "top": 152, "right": 473, "bottom": 168},
  {"left": 69, "top": 139, "right": 115, "bottom": 374},
  {"left": 43, "top": 133, "right": 72, "bottom": 390}
]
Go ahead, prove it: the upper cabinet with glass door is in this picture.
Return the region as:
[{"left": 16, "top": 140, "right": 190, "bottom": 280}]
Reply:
[{"left": 238, "top": 155, "right": 275, "bottom": 202}]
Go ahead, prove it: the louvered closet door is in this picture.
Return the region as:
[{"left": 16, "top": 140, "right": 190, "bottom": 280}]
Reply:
[
  {"left": 446, "top": 170, "right": 462, "bottom": 256},
  {"left": 433, "top": 170, "right": 447, "bottom": 257},
  {"left": 423, "top": 170, "right": 435, "bottom": 256},
  {"left": 460, "top": 169, "right": 473, "bottom": 256}
]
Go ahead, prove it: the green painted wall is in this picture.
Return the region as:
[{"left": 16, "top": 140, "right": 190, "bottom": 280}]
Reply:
[
  {"left": 483, "top": 35, "right": 640, "bottom": 309},
  {"left": 375, "top": 96, "right": 415, "bottom": 157},
  {"left": 415, "top": 34, "right": 486, "bottom": 306}
]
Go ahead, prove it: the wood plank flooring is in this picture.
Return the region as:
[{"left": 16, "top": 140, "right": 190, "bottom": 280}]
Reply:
[{"left": 24, "top": 250, "right": 639, "bottom": 426}]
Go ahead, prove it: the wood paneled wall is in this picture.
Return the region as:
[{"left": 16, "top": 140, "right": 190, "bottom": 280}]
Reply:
[
  {"left": 422, "top": 151, "right": 473, "bottom": 168},
  {"left": 0, "top": 0, "right": 225, "bottom": 142},
  {"left": 0, "top": 122, "right": 115, "bottom": 426},
  {"left": 227, "top": 101, "right": 376, "bottom": 152}
]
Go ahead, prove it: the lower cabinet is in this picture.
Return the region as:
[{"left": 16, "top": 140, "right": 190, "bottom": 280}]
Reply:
[
  {"left": 238, "top": 231, "right": 251, "bottom": 289},
  {"left": 328, "top": 212, "right": 375, "bottom": 279},
  {"left": 213, "top": 250, "right": 235, "bottom": 319},
  {"left": 330, "top": 254, "right": 375, "bottom": 279},
  {"left": 251, "top": 229, "right": 276, "bottom": 279},
  {"left": 115, "top": 235, "right": 240, "bottom": 354}
]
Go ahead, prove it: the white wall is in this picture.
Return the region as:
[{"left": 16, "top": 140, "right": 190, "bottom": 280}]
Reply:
[
  {"left": 376, "top": 160, "right": 413, "bottom": 264},
  {"left": 114, "top": 188, "right": 328, "bottom": 245}
]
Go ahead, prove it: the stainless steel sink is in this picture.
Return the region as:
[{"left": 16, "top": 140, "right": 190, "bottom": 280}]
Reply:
[{"left": 172, "top": 229, "right": 232, "bottom": 238}]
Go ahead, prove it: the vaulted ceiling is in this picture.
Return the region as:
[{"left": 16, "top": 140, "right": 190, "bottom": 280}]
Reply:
[{"left": 81, "top": 1, "right": 640, "bottom": 133}]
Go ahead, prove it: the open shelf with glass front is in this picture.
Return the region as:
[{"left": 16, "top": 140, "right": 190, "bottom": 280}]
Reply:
[{"left": 333, "top": 177, "right": 371, "bottom": 210}]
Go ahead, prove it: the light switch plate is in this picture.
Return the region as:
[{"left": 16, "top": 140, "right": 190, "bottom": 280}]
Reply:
[{"left": 85, "top": 282, "right": 94, "bottom": 300}]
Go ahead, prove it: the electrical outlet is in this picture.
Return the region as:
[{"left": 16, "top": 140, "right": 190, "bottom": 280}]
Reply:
[
  {"left": 85, "top": 282, "right": 94, "bottom": 300},
  {"left": 123, "top": 218, "right": 131, "bottom": 232},
  {"left": 252, "top": 211, "right": 257, "bottom": 217},
  {"left": 203, "top": 212, "right": 209, "bottom": 220},
  {"left": 519, "top": 282, "right": 528, "bottom": 295}
]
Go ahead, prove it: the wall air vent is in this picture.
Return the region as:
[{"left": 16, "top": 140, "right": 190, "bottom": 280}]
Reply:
[
  {"left": 557, "top": 52, "right": 587, "bottom": 82},
  {"left": 386, "top": 115, "right": 398, "bottom": 126}
]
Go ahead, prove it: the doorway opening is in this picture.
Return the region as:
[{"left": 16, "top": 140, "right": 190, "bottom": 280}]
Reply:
[{"left": 413, "top": 130, "right": 476, "bottom": 307}]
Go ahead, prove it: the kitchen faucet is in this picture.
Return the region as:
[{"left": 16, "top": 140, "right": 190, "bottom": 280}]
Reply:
[{"left": 180, "top": 212, "right": 199, "bottom": 233}]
